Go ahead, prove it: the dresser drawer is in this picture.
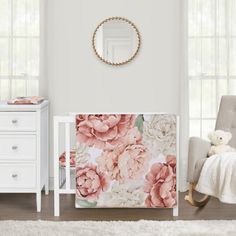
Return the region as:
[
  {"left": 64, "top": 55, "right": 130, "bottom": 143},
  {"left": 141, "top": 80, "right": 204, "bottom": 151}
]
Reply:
[
  {"left": 0, "top": 112, "right": 37, "bottom": 131},
  {"left": 0, "top": 163, "right": 36, "bottom": 189},
  {"left": 0, "top": 135, "right": 36, "bottom": 160}
]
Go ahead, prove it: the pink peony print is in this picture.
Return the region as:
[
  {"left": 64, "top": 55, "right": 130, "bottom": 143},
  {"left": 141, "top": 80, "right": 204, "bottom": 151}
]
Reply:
[
  {"left": 120, "top": 126, "right": 142, "bottom": 146},
  {"left": 118, "top": 144, "right": 150, "bottom": 182},
  {"left": 76, "top": 164, "right": 109, "bottom": 200},
  {"left": 97, "top": 127, "right": 150, "bottom": 183},
  {"left": 166, "top": 155, "right": 176, "bottom": 172},
  {"left": 76, "top": 114, "right": 135, "bottom": 150},
  {"left": 144, "top": 155, "right": 176, "bottom": 208},
  {"left": 59, "top": 150, "right": 76, "bottom": 167},
  {"left": 96, "top": 147, "right": 123, "bottom": 181}
]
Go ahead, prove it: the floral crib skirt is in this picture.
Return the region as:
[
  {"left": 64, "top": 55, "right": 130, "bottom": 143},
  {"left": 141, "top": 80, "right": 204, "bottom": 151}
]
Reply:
[{"left": 75, "top": 114, "right": 177, "bottom": 208}]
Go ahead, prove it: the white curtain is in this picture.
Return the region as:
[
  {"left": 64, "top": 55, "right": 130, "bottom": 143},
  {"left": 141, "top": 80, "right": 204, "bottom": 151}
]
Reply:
[
  {"left": 189, "top": 0, "right": 236, "bottom": 140},
  {"left": 0, "top": 0, "right": 39, "bottom": 100},
  {"left": 178, "top": 0, "right": 236, "bottom": 192}
]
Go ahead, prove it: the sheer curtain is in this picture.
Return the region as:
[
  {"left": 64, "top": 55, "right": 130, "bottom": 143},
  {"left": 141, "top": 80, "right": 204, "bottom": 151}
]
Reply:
[
  {"left": 0, "top": 0, "right": 39, "bottom": 100},
  {"left": 189, "top": 0, "right": 236, "bottom": 140}
]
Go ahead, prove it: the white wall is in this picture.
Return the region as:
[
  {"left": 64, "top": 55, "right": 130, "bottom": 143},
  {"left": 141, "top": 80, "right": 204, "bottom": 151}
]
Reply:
[{"left": 46, "top": 0, "right": 181, "bottom": 182}]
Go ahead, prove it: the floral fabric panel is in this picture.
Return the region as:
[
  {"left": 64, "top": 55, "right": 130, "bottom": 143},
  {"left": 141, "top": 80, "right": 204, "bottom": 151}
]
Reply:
[{"left": 75, "top": 114, "right": 177, "bottom": 208}]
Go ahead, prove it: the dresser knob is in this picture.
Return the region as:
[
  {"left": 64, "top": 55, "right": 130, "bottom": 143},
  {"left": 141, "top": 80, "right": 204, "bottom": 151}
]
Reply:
[
  {"left": 12, "top": 146, "right": 18, "bottom": 150},
  {"left": 12, "top": 119, "right": 18, "bottom": 124},
  {"left": 12, "top": 174, "right": 18, "bottom": 178}
]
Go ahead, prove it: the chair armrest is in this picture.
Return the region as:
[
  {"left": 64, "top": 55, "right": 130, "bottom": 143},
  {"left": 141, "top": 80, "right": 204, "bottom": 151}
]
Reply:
[{"left": 187, "top": 137, "right": 211, "bottom": 183}]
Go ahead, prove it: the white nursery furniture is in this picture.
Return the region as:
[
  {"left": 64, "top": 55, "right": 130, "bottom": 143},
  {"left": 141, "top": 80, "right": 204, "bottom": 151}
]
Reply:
[
  {"left": 53, "top": 113, "right": 179, "bottom": 217},
  {"left": 0, "top": 101, "right": 49, "bottom": 212}
]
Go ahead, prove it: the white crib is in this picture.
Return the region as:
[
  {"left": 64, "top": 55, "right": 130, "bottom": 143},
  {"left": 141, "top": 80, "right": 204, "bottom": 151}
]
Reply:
[
  {"left": 53, "top": 114, "right": 179, "bottom": 217},
  {"left": 54, "top": 115, "right": 75, "bottom": 217}
]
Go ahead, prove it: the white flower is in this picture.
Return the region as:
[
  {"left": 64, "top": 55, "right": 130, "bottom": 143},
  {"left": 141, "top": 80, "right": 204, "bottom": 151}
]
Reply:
[
  {"left": 143, "top": 114, "right": 176, "bottom": 156},
  {"left": 98, "top": 181, "right": 145, "bottom": 207},
  {"left": 76, "top": 143, "right": 90, "bottom": 165}
]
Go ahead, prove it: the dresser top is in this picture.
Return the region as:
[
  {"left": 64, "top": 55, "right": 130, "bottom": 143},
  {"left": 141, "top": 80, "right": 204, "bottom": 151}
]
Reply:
[{"left": 0, "top": 100, "right": 49, "bottom": 111}]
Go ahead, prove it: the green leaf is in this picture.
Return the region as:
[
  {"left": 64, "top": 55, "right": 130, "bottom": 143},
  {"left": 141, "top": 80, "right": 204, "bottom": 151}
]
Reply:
[
  {"left": 77, "top": 199, "right": 97, "bottom": 208},
  {"left": 135, "top": 115, "right": 144, "bottom": 133}
]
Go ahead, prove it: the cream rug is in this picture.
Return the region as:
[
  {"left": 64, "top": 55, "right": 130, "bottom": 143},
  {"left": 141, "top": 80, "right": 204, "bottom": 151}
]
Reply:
[{"left": 0, "top": 220, "right": 236, "bottom": 236}]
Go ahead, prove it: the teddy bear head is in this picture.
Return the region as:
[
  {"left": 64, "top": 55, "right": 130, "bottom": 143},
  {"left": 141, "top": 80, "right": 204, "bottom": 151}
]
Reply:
[{"left": 208, "top": 130, "right": 232, "bottom": 146}]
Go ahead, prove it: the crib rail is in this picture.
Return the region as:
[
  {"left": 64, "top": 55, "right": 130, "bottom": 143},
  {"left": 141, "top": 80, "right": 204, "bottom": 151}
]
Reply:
[{"left": 54, "top": 116, "right": 75, "bottom": 216}]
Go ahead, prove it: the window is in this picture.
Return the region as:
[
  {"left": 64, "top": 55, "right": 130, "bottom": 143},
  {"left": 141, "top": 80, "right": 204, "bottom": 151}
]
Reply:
[
  {"left": 0, "top": 0, "right": 39, "bottom": 100},
  {"left": 188, "top": 0, "right": 236, "bottom": 139}
]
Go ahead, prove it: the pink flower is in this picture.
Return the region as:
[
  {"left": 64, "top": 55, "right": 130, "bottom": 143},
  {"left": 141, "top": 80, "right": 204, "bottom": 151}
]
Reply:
[
  {"left": 97, "top": 128, "right": 150, "bottom": 183},
  {"left": 59, "top": 150, "right": 76, "bottom": 167},
  {"left": 144, "top": 155, "right": 176, "bottom": 208},
  {"left": 96, "top": 148, "right": 123, "bottom": 181},
  {"left": 118, "top": 144, "right": 150, "bottom": 182},
  {"left": 76, "top": 114, "right": 135, "bottom": 150},
  {"left": 166, "top": 155, "right": 176, "bottom": 173},
  {"left": 120, "top": 126, "right": 142, "bottom": 146},
  {"left": 76, "top": 164, "right": 109, "bottom": 200}
]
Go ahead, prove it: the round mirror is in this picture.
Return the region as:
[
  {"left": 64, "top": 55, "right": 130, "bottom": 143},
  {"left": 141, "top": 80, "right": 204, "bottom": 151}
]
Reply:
[{"left": 92, "top": 17, "right": 141, "bottom": 66}]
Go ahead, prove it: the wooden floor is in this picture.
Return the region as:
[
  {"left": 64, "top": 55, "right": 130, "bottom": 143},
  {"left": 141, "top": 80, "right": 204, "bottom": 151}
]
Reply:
[{"left": 0, "top": 192, "right": 236, "bottom": 221}]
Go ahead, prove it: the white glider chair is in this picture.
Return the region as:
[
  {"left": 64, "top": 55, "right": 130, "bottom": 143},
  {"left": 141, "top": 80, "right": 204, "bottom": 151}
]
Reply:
[{"left": 185, "top": 95, "right": 236, "bottom": 207}]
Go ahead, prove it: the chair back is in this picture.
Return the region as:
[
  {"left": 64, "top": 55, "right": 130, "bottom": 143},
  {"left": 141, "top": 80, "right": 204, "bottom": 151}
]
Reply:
[{"left": 215, "top": 96, "right": 236, "bottom": 148}]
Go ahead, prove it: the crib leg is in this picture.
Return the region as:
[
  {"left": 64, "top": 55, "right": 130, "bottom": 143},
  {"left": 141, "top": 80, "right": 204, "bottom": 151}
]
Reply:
[
  {"left": 54, "top": 190, "right": 60, "bottom": 216},
  {"left": 45, "top": 180, "right": 49, "bottom": 195},
  {"left": 54, "top": 117, "right": 60, "bottom": 217},
  {"left": 185, "top": 183, "right": 211, "bottom": 207},
  {"left": 173, "top": 207, "right": 178, "bottom": 217},
  {"left": 54, "top": 153, "right": 60, "bottom": 216},
  {"left": 36, "top": 191, "right": 41, "bottom": 212}
]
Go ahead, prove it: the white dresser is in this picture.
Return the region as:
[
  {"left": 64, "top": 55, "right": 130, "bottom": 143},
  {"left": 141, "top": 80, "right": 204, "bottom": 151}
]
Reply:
[{"left": 0, "top": 101, "right": 49, "bottom": 212}]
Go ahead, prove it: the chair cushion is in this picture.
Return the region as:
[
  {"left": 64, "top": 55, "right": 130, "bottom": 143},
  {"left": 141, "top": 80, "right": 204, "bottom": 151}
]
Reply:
[
  {"left": 215, "top": 95, "right": 236, "bottom": 149},
  {"left": 193, "top": 158, "right": 208, "bottom": 183},
  {"left": 187, "top": 137, "right": 211, "bottom": 183}
]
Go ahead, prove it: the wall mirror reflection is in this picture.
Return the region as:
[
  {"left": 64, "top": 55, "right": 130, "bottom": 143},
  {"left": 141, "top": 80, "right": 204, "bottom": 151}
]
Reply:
[{"left": 92, "top": 17, "right": 141, "bottom": 66}]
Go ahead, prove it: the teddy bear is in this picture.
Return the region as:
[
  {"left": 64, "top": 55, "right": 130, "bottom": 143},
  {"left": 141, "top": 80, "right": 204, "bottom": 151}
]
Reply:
[{"left": 208, "top": 130, "right": 235, "bottom": 156}]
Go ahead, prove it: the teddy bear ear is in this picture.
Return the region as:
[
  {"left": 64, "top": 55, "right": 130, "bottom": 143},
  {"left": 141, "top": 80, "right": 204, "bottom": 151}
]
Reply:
[{"left": 208, "top": 131, "right": 214, "bottom": 140}]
